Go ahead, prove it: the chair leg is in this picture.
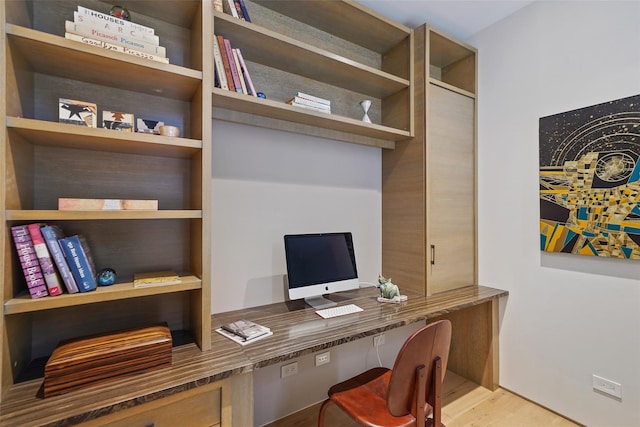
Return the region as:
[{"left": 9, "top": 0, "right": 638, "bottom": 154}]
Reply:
[
  {"left": 432, "top": 357, "right": 444, "bottom": 427},
  {"left": 415, "top": 365, "right": 427, "bottom": 424},
  {"left": 317, "top": 398, "right": 332, "bottom": 427}
]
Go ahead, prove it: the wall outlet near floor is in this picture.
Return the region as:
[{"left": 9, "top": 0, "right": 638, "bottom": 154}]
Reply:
[
  {"left": 315, "top": 351, "right": 330, "bottom": 367},
  {"left": 592, "top": 374, "right": 622, "bottom": 399},
  {"left": 373, "top": 333, "right": 385, "bottom": 347},
  {"left": 281, "top": 362, "right": 298, "bottom": 378}
]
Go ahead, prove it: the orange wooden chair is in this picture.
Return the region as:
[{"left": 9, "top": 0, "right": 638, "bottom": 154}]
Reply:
[{"left": 318, "top": 319, "right": 452, "bottom": 427}]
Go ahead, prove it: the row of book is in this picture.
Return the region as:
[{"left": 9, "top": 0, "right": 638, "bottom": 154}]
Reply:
[
  {"left": 287, "top": 93, "right": 332, "bottom": 114},
  {"left": 11, "top": 224, "right": 98, "bottom": 299},
  {"left": 214, "top": 35, "right": 258, "bottom": 97},
  {"left": 215, "top": 0, "right": 252, "bottom": 22},
  {"left": 64, "top": 5, "right": 169, "bottom": 64}
]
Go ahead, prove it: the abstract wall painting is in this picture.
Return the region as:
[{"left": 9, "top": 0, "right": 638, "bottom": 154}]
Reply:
[{"left": 539, "top": 94, "right": 640, "bottom": 259}]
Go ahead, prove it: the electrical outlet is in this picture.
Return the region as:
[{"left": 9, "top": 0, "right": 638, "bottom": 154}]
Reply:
[
  {"left": 281, "top": 362, "right": 298, "bottom": 378},
  {"left": 373, "top": 334, "right": 385, "bottom": 347},
  {"left": 593, "top": 374, "right": 622, "bottom": 399},
  {"left": 315, "top": 351, "right": 330, "bottom": 366}
]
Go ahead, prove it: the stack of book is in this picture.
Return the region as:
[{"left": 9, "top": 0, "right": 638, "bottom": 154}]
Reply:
[
  {"left": 11, "top": 224, "right": 98, "bottom": 299},
  {"left": 215, "top": 0, "right": 251, "bottom": 22},
  {"left": 287, "top": 92, "right": 332, "bottom": 114},
  {"left": 216, "top": 319, "right": 272, "bottom": 345},
  {"left": 64, "top": 6, "right": 169, "bottom": 64},
  {"left": 213, "top": 34, "right": 257, "bottom": 97}
]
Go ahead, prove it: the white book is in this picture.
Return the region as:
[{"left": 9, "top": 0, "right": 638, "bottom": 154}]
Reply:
[
  {"left": 295, "top": 91, "right": 331, "bottom": 106},
  {"left": 74, "top": 12, "right": 159, "bottom": 45},
  {"left": 65, "top": 21, "right": 166, "bottom": 57},
  {"left": 213, "top": 38, "right": 229, "bottom": 90},
  {"left": 288, "top": 101, "right": 332, "bottom": 114},
  {"left": 224, "top": 0, "right": 239, "bottom": 18},
  {"left": 65, "top": 33, "right": 169, "bottom": 64},
  {"left": 77, "top": 5, "right": 155, "bottom": 35},
  {"left": 288, "top": 96, "right": 331, "bottom": 111}
]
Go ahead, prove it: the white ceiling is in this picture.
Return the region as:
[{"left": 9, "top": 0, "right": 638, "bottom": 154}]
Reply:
[{"left": 357, "top": 0, "right": 535, "bottom": 41}]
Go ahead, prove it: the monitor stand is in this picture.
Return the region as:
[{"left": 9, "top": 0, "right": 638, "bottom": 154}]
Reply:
[{"left": 304, "top": 295, "right": 337, "bottom": 309}]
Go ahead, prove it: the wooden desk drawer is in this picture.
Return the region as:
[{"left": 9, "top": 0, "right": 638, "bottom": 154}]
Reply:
[{"left": 78, "top": 384, "right": 221, "bottom": 427}]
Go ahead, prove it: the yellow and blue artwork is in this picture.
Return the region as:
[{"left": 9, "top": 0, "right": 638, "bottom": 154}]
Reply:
[{"left": 539, "top": 94, "right": 640, "bottom": 259}]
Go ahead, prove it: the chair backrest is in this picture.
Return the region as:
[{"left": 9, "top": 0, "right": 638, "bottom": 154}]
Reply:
[{"left": 386, "top": 319, "right": 452, "bottom": 417}]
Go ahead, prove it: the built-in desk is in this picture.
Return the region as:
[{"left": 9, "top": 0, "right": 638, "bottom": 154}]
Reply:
[{"left": 0, "top": 285, "right": 507, "bottom": 427}]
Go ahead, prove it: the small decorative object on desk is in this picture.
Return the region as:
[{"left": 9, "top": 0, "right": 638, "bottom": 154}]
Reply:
[
  {"left": 97, "top": 268, "right": 117, "bottom": 286},
  {"left": 217, "top": 319, "right": 272, "bottom": 345},
  {"left": 377, "top": 274, "right": 407, "bottom": 303},
  {"left": 109, "top": 5, "right": 130, "bottom": 21},
  {"left": 360, "top": 99, "right": 372, "bottom": 123}
]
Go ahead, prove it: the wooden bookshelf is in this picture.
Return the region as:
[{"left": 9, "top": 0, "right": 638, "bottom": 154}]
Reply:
[
  {"left": 1, "top": 0, "right": 212, "bottom": 405},
  {"left": 211, "top": 0, "right": 414, "bottom": 148}
]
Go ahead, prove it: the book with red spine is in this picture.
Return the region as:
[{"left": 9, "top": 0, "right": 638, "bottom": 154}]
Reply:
[
  {"left": 213, "top": 37, "right": 229, "bottom": 90},
  {"left": 216, "top": 35, "right": 236, "bottom": 92},
  {"left": 10, "top": 225, "right": 49, "bottom": 299},
  {"left": 27, "top": 224, "right": 63, "bottom": 296}
]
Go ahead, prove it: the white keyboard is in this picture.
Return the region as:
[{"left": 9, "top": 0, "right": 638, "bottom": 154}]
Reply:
[{"left": 316, "top": 304, "right": 363, "bottom": 319}]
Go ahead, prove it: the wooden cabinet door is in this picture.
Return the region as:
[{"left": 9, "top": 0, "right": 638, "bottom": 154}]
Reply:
[{"left": 426, "top": 83, "right": 476, "bottom": 294}]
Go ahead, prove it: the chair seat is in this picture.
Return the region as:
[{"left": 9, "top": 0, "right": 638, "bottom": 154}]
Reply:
[{"left": 328, "top": 368, "right": 416, "bottom": 427}]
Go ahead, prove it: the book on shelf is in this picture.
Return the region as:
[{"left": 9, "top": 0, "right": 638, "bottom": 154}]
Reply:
[
  {"left": 223, "top": 0, "right": 239, "bottom": 18},
  {"left": 64, "top": 33, "right": 169, "bottom": 64},
  {"left": 213, "top": 37, "right": 229, "bottom": 90},
  {"left": 58, "top": 198, "right": 159, "bottom": 211},
  {"left": 237, "top": 0, "right": 252, "bottom": 22},
  {"left": 235, "top": 48, "right": 257, "bottom": 96},
  {"left": 133, "top": 270, "right": 182, "bottom": 288},
  {"left": 65, "top": 21, "right": 167, "bottom": 57},
  {"left": 27, "top": 224, "right": 63, "bottom": 297},
  {"left": 11, "top": 225, "right": 49, "bottom": 299},
  {"left": 287, "top": 99, "right": 332, "bottom": 114},
  {"left": 287, "top": 96, "right": 331, "bottom": 111},
  {"left": 217, "top": 319, "right": 272, "bottom": 345},
  {"left": 223, "top": 38, "right": 243, "bottom": 93},
  {"left": 295, "top": 92, "right": 331, "bottom": 107},
  {"left": 59, "top": 235, "right": 98, "bottom": 293},
  {"left": 73, "top": 11, "right": 160, "bottom": 45},
  {"left": 231, "top": 49, "right": 248, "bottom": 95},
  {"left": 77, "top": 5, "right": 155, "bottom": 35},
  {"left": 40, "top": 225, "right": 80, "bottom": 294},
  {"left": 214, "top": 0, "right": 224, "bottom": 13},
  {"left": 216, "top": 35, "right": 236, "bottom": 92}
]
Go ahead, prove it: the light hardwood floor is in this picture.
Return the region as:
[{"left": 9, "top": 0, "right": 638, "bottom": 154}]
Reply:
[{"left": 265, "top": 371, "right": 580, "bottom": 427}]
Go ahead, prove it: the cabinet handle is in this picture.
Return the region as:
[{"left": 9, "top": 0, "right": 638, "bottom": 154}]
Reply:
[{"left": 430, "top": 245, "right": 435, "bottom": 265}]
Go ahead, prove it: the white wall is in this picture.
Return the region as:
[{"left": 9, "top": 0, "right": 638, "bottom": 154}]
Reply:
[
  {"left": 211, "top": 121, "right": 382, "bottom": 313},
  {"left": 469, "top": 2, "right": 640, "bottom": 426}
]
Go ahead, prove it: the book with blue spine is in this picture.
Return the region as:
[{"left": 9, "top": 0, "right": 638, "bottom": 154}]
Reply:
[
  {"left": 59, "top": 235, "right": 97, "bottom": 292},
  {"left": 40, "top": 225, "right": 80, "bottom": 294}
]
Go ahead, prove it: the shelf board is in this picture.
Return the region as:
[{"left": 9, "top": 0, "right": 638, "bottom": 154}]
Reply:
[
  {"left": 212, "top": 89, "right": 408, "bottom": 145},
  {"left": 252, "top": 0, "right": 411, "bottom": 53},
  {"left": 6, "top": 25, "right": 202, "bottom": 101},
  {"left": 214, "top": 14, "right": 409, "bottom": 99},
  {"left": 6, "top": 210, "right": 202, "bottom": 221},
  {"left": 7, "top": 117, "right": 202, "bottom": 158},
  {"left": 4, "top": 276, "right": 202, "bottom": 315}
]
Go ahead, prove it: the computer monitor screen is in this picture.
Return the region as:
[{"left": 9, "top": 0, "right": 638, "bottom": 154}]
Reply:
[{"left": 284, "top": 232, "right": 359, "bottom": 308}]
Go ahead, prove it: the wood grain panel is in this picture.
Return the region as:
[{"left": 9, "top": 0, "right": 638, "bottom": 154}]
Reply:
[{"left": 426, "top": 84, "right": 476, "bottom": 294}]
